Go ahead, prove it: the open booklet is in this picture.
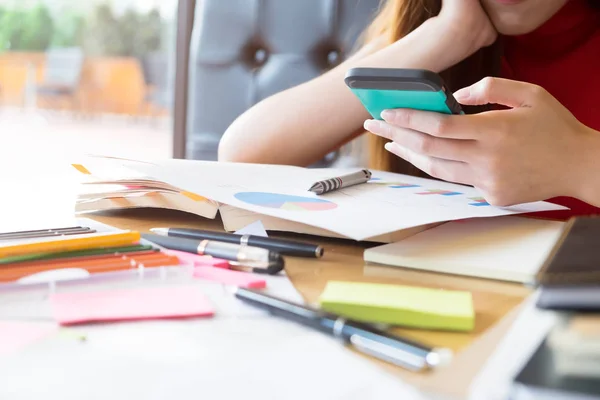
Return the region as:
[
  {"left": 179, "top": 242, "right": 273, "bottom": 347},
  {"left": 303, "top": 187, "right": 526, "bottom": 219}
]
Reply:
[
  {"left": 70, "top": 156, "right": 567, "bottom": 243},
  {"left": 71, "top": 157, "right": 219, "bottom": 220}
]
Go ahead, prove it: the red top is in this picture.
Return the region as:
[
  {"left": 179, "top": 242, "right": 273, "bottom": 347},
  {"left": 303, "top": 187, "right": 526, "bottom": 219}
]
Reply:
[{"left": 500, "top": 0, "right": 600, "bottom": 219}]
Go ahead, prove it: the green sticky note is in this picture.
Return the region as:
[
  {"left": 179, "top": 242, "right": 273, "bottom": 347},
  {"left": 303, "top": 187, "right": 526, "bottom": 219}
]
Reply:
[{"left": 318, "top": 281, "right": 475, "bottom": 332}]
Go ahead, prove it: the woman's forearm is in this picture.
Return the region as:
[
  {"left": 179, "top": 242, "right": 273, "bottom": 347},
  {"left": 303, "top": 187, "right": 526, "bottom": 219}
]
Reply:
[{"left": 218, "top": 18, "right": 473, "bottom": 166}]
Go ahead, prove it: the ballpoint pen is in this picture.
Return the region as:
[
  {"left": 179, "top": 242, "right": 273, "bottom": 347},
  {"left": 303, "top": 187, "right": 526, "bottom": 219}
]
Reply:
[
  {"left": 150, "top": 227, "right": 324, "bottom": 258},
  {"left": 309, "top": 169, "right": 372, "bottom": 195},
  {"left": 234, "top": 287, "right": 452, "bottom": 372},
  {"left": 141, "top": 233, "right": 284, "bottom": 275}
]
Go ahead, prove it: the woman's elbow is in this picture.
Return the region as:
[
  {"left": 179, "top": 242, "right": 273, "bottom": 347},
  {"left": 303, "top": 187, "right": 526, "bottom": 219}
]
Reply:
[{"left": 218, "top": 129, "right": 243, "bottom": 162}]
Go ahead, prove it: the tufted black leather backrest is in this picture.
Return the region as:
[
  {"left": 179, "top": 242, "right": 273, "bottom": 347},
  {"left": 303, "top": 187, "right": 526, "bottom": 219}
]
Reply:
[{"left": 186, "top": 0, "right": 382, "bottom": 162}]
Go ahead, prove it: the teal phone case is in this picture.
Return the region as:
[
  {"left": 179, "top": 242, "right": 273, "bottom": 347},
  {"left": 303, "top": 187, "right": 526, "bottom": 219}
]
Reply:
[
  {"left": 349, "top": 88, "right": 455, "bottom": 120},
  {"left": 344, "top": 68, "right": 463, "bottom": 120}
]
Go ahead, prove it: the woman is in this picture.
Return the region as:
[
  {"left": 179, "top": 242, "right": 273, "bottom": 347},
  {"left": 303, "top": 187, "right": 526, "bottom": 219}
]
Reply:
[{"left": 218, "top": 0, "right": 600, "bottom": 217}]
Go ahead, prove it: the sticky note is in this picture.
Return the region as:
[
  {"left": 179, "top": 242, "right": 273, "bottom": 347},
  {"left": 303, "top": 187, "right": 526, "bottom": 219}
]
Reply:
[
  {"left": 50, "top": 286, "right": 214, "bottom": 326},
  {"left": 194, "top": 267, "right": 266, "bottom": 289},
  {"left": 318, "top": 281, "right": 474, "bottom": 332},
  {"left": 0, "top": 321, "right": 57, "bottom": 356}
]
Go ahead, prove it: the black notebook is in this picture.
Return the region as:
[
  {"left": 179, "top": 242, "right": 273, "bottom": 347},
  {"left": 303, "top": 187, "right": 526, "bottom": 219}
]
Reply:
[
  {"left": 535, "top": 217, "right": 600, "bottom": 311},
  {"left": 510, "top": 338, "right": 600, "bottom": 400}
]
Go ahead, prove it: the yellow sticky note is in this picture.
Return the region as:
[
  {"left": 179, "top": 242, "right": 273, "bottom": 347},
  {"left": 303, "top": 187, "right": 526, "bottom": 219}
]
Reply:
[{"left": 318, "top": 281, "right": 475, "bottom": 332}]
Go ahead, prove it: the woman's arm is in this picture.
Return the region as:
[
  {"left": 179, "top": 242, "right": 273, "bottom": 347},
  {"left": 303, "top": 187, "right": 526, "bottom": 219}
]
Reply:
[{"left": 218, "top": 1, "right": 496, "bottom": 166}]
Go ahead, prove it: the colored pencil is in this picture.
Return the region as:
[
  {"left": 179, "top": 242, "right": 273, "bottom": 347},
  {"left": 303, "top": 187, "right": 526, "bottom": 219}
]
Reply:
[
  {"left": 0, "top": 231, "right": 141, "bottom": 259},
  {"left": 0, "top": 250, "right": 160, "bottom": 269},
  {"left": 0, "top": 226, "right": 86, "bottom": 237},
  {"left": 0, "top": 253, "right": 180, "bottom": 282},
  {"left": 0, "top": 228, "right": 96, "bottom": 241},
  {"left": 0, "top": 244, "right": 155, "bottom": 265}
]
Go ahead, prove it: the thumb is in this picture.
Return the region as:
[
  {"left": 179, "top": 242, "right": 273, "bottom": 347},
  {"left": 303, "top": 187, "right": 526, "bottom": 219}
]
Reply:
[{"left": 453, "top": 77, "right": 535, "bottom": 108}]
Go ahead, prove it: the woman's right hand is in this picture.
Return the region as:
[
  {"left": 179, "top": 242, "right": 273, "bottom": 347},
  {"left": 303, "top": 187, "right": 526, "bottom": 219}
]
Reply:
[{"left": 430, "top": 0, "right": 498, "bottom": 64}]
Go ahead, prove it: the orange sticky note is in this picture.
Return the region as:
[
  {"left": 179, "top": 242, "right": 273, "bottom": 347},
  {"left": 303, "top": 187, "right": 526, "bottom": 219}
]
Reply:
[
  {"left": 50, "top": 286, "right": 214, "bottom": 326},
  {"left": 0, "top": 321, "right": 57, "bottom": 356}
]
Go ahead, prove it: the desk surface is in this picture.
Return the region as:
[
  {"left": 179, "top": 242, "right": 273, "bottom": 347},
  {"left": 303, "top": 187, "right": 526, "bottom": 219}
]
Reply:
[{"left": 91, "top": 208, "right": 532, "bottom": 397}]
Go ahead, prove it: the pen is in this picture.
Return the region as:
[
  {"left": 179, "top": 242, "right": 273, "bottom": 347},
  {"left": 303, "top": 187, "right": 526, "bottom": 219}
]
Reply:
[
  {"left": 234, "top": 288, "right": 452, "bottom": 372},
  {"left": 150, "top": 227, "right": 324, "bottom": 259},
  {"left": 141, "top": 233, "right": 284, "bottom": 275},
  {"left": 0, "top": 227, "right": 95, "bottom": 241},
  {"left": 309, "top": 169, "right": 372, "bottom": 195}
]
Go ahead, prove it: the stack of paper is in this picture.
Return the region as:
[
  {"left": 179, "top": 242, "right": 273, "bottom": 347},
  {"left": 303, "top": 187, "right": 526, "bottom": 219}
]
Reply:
[
  {"left": 548, "top": 315, "right": 600, "bottom": 378},
  {"left": 70, "top": 157, "right": 219, "bottom": 220},
  {"left": 72, "top": 157, "right": 567, "bottom": 243}
]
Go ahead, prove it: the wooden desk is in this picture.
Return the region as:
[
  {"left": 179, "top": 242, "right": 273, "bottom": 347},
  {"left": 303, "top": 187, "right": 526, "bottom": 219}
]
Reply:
[{"left": 91, "top": 208, "right": 532, "bottom": 398}]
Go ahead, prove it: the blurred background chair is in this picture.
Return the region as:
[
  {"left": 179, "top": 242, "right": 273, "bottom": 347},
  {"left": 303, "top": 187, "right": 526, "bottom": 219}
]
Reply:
[
  {"left": 140, "top": 51, "right": 173, "bottom": 119},
  {"left": 34, "top": 47, "right": 84, "bottom": 113},
  {"left": 186, "top": 0, "right": 381, "bottom": 165}
]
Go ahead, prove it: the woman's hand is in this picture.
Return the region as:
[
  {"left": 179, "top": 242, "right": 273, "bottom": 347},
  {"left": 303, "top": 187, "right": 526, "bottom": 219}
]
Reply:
[
  {"left": 431, "top": 0, "right": 498, "bottom": 63},
  {"left": 364, "top": 77, "right": 598, "bottom": 206}
]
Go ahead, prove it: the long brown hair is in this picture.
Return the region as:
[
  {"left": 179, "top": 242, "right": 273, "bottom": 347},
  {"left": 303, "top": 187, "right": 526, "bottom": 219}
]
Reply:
[{"left": 362, "top": 0, "right": 502, "bottom": 176}]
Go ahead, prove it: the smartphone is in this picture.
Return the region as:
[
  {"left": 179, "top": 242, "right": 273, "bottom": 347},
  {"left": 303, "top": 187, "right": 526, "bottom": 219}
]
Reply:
[{"left": 344, "top": 68, "right": 463, "bottom": 119}]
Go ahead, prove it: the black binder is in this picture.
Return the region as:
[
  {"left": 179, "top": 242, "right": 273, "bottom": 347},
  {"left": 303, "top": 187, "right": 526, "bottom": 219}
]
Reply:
[{"left": 535, "top": 217, "right": 600, "bottom": 311}]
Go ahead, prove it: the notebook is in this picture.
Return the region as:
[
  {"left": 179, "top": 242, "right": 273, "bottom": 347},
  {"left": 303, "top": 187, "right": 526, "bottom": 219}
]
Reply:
[
  {"left": 363, "top": 216, "right": 565, "bottom": 283},
  {"left": 511, "top": 338, "right": 600, "bottom": 400}
]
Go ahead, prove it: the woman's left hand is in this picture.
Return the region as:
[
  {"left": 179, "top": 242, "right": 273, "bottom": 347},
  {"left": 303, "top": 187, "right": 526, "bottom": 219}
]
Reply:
[{"left": 364, "top": 77, "right": 597, "bottom": 206}]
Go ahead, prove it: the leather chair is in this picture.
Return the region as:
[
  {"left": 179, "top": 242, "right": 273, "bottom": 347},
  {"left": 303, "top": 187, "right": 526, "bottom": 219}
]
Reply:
[{"left": 186, "top": 0, "right": 381, "bottom": 164}]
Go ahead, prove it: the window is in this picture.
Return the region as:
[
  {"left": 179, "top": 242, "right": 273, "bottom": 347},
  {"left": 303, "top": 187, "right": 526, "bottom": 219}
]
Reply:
[{"left": 0, "top": 0, "right": 177, "bottom": 160}]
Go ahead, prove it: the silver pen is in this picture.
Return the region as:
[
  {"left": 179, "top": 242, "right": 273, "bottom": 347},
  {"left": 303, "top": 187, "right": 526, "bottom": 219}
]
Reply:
[
  {"left": 309, "top": 169, "right": 372, "bottom": 195},
  {"left": 141, "top": 233, "right": 284, "bottom": 274},
  {"left": 235, "top": 287, "right": 453, "bottom": 372}
]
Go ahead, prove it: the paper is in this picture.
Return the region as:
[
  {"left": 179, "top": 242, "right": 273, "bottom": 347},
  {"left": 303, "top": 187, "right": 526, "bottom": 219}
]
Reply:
[
  {"left": 364, "top": 216, "right": 565, "bottom": 283},
  {"left": 0, "top": 278, "right": 423, "bottom": 399},
  {"left": 71, "top": 155, "right": 219, "bottom": 220},
  {"left": 194, "top": 267, "right": 266, "bottom": 289},
  {"left": 319, "top": 281, "right": 475, "bottom": 331},
  {"left": 50, "top": 286, "right": 215, "bottom": 325},
  {"left": 234, "top": 220, "right": 268, "bottom": 237},
  {"left": 0, "top": 160, "right": 79, "bottom": 233},
  {"left": 0, "top": 321, "right": 57, "bottom": 356},
  {"left": 119, "top": 159, "right": 566, "bottom": 241}
]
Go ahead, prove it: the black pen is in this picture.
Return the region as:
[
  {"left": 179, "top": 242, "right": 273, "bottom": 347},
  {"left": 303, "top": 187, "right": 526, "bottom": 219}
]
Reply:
[
  {"left": 141, "top": 233, "right": 284, "bottom": 275},
  {"left": 150, "top": 227, "right": 324, "bottom": 259},
  {"left": 234, "top": 288, "right": 452, "bottom": 372}
]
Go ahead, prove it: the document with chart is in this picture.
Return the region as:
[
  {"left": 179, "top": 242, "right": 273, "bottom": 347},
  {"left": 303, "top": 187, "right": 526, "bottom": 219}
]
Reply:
[{"left": 117, "top": 158, "right": 566, "bottom": 242}]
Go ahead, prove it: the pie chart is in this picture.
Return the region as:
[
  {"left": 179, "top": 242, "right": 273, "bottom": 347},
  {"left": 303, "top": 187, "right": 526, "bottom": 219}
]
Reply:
[{"left": 234, "top": 192, "right": 338, "bottom": 211}]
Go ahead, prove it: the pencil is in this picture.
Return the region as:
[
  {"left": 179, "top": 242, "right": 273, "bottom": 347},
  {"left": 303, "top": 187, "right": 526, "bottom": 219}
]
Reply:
[
  {"left": 0, "top": 244, "right": 155, "bottom": 265},
  {"left": 0, "top": 250, "right": 160, "bottom": 268},
  {"left": 1, "top": 252, "right": 177, "bottom": 271},
  {"left": 0, "top": 227, "right": 95, "bottom": 241},
  {"left": 0, "top": 231, "right": 141, "bottom": 259},
  {"left": 0, "top": 254, "right": 180, "bottom": 282}
]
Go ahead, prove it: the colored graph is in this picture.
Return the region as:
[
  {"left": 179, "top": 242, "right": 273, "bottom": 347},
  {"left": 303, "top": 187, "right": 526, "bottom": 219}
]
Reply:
[
  {"left": 468, "top": 197, "right": 490, "bottom": 207},
  {"left": 416, "top": 189, "right": 463, "bottom": 196},
  {"left": 389, "top": 183, "right": 420, "bottom": 189},
  {"left": 368, "top": 179, "right": 420, "bottom": 189},
  {"left": 234, "top": 192, "right": 338, "bottom": 211}
]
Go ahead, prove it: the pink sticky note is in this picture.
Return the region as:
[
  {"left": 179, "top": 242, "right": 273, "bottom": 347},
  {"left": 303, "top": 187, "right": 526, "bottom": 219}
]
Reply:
[
  {"left": 50, "top": 286, "right": 214, "bottom": 326},
  {"left": 164, "top": 250, "right": 229, "bottom": 268},
  {"left": 194, "top": 267, "right": 266, "bottom": 289},
  {"left": 0, "top": 321, "right": 57, "bottom": 356}
]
